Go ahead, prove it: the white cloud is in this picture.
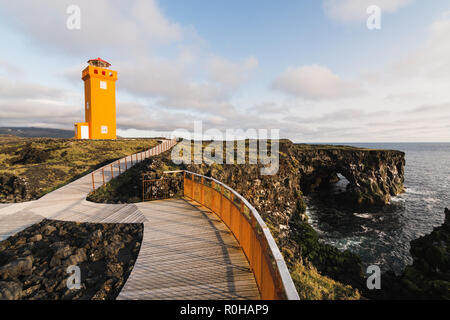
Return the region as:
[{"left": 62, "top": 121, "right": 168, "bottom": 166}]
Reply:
[
  {"left": 323, "top": 0, "right": 412, "bottom": 22},
  {"left": 393, "top": 11, "right": 450, "bottom": 78},
  {"left": 0, "top": 100, "right": 81, "bottom": 129},
  {"left": 207, "top": 56, "right": 258, "bottom": 89},
  {"left": 0, "top": 0, "right": 181, "bottom": 54},
  {"left": 272, "top": 65, "right": 362, "bottom": 100},
  {"left": 0, "top": 77, "right": 65, "bottom": 100}
]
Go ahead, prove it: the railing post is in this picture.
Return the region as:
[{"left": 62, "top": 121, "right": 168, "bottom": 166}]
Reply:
[
  {"left": 102, "top": 168, "right": 105, "bottom": 186},
  {"left": 211, "top": 181, "right": 216, "bottom": 210},
  {"left": 220, "top": 185, "right": 224, "bottom": 217},
  {"left": 191, "top": 175, "right": 194, "bottom": 199},
  {"left": 91, "top": 172, "right": 95, "bottom": 193},
  {"left": 125, "top": 157, "right": 128, "bottom": 170},
  {"left": 230, "top": 193, "right": 234, "bottom": 227},
  {"left": 183, "top": 171, "right": 186, "bottom": 197},
  {"left": 142, "top": 173, "right": 145, "bottom": 202},
  {"left": 239, "top": 200, "right": 245, "bottom": 246},
  {"left": 200, "top": 177, "right": 204, "bottom": 204},
  {"left": 118, "top": 160, "right": 121, "bottom": 175},
  {"left": 111, "top": 164, "right": 114, "bottom": 179},
  {"left": 260, "top": 240, "right": 267, "bottom": 298},
  {"left": 250, "top": 216, "right": 256, "bottom": 274}
]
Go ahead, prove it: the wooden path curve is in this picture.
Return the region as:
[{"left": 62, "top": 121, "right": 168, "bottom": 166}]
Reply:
[
  {"left": 117, "top": 199, "right": 260, "bottom": 300},
  {"left": 0, "top": 139, "right": 261, "bottom": 300}
]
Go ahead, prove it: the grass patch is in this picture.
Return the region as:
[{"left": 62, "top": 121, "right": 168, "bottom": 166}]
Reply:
[
  {"left": 291, "top": 262, "right": 361, "bottom": 300},
  {"left": 0, "top": 135, "right": 159, "bottom": 202}
]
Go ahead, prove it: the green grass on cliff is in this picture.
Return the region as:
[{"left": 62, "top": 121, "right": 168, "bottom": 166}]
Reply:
[
  {"left": 0, "top": 135, "right": 159, "bottom": 201},
  {"left": 291, "top": 262, "right": 361, "bottom": 300}
]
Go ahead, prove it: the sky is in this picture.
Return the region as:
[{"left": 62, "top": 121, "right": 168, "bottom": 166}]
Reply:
[{"left": 0, "top": 0, "right": 449, "bottom": 142}]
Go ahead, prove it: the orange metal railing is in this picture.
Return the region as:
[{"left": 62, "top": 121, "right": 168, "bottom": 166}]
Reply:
[
  {"left": 160, "top": 170, "right": 299, "bottom": 300},
  {"left": 90, "top": 138, "right": 177, "bottom": 193}
]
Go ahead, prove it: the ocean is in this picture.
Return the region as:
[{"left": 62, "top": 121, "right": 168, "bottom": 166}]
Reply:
[{"left": 305, "top": 143, "right": 450, "bottom": 275}]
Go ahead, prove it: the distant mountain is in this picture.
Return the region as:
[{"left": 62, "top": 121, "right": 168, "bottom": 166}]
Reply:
[{"left": 0, "top": 127, "right": 74, "bottom": 138}]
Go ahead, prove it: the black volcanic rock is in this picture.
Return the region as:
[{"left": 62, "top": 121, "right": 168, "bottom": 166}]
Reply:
[
  {"left": 0, "top": 256, "right": 33, "bottom": 280},
  {"left": 0, "top": 173, "right": 32, "bottom": 203},
  {"left": 372, "top": 208, "right": 450, "bottom": 300},
  {"left": 398, "top": 208, "right": 450, "bottom": 299},
  {"left": 0, "top": 281, "right": 22, "bottom": 300},
  {"left": 0, "top": 220, "right": 143, "bottom": 300}
]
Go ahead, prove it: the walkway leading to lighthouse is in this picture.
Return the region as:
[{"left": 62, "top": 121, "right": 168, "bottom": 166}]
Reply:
[{"left": 0, "top": 139, "right": 261, "bottom": 300}]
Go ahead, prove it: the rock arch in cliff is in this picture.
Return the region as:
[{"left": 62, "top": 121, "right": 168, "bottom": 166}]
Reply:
[{"left": 295, "top": 147, "right": 405, "bottom": 207}]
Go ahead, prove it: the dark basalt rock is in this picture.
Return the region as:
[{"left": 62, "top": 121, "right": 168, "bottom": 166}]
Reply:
[
  {"left": 288, "top": 142, "right": 405, "bottom": 208},
  {"left": 0, "top": 256, "right": 33, "bottom": 280},
  {"left": 0, "top": 220, "right": 143, "bottom": 300},
  {"left": 368, "top": 208, "right": 450, "bottom": 300},
  {"left": 0, "top": 281, "right": 22, "bottom": 300},
  {"left": 397, "top": 208, "right": 450, "bottom": 299},
  {"left": 0, "top": 173, "right": 32, "bottom": 203},
  {"left": 11, "top": 143, "right": 50, "bottom": 165}
]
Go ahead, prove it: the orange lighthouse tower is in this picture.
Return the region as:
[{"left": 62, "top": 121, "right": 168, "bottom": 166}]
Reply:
[{"left": 74, "top": 58, "right": 118, "bottom": 140}]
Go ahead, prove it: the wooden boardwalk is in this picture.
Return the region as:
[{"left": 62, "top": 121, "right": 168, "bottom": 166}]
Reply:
[
  {"left": 118, "top": 199, "right": 260, "bottom": 300},
  {"left": 0, "top": 140, "right": 261, "bottom": 300}
]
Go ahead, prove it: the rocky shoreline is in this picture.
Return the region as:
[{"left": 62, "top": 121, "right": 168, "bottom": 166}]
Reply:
[
  {"left": 371, "top": 208, "right": 450, "bottom": 300},
  {"left": 0, "top": 220, "right": 143, "bottom": 300}
]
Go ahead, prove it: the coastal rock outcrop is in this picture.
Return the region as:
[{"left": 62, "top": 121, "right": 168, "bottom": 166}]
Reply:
[
  {"left": 397, "top": 208, "right": 449, "bottom": 299},
  {"left": 290, "top": 143, "right": 405, "bottom": 207},
  {"left": 370, "top": 208, "right": 450, "bottom": 300}
]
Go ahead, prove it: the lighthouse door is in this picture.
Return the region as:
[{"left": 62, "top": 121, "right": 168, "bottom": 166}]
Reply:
[{"left": 81, "top": 125, "right": 89, "bottom": 139}]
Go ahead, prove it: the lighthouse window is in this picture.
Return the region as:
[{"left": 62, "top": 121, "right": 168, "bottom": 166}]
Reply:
[
  {"left": 102, "top": 71, "right": 106, "bottom": 75},
  {"left": 100, "top": 81, "right": 107, "bottom": 90},
  {"left": 94, "top": 69, "right": 98, "bottom": 74},
  {"left": 101, "top": 126, "right": 108, "bottom": 134}
]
